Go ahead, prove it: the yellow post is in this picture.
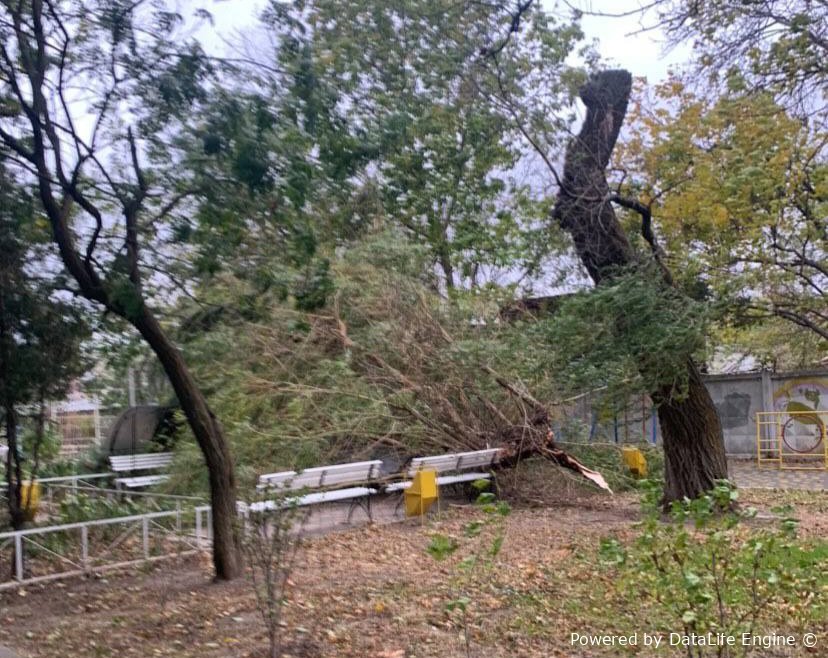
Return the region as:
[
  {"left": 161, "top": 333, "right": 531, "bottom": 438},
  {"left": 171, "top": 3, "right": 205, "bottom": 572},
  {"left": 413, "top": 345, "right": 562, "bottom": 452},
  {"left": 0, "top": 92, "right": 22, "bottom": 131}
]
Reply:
[
  {"left": 21, "top": 480, "right": 41, "bottom": 521},
  {"left": 621, "top": 446, "right": 647, "bottom": 478},
  {"left": 404, "top": 469, "right": 438, "bottom": 517},
  {"left": 756, "top": 413, "right": 761, "bottom": 467}
]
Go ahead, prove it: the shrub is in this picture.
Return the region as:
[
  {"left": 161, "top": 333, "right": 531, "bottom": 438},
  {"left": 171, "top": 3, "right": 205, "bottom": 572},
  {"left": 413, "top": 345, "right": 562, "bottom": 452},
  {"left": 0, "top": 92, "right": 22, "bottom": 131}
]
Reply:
[
  {"left": 241, "top": 497, "right": 306, "bottom": 658},
  {"left": 600, "top": 480, "right": 827, "bottom": 657},
  {"left": 427, "top": 482, "right": 511, "bottom": 658}
]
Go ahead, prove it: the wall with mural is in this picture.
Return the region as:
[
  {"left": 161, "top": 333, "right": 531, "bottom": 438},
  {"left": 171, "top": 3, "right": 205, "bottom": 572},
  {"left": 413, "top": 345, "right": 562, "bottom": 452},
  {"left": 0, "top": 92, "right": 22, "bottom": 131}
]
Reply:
[
  {"left": 706, "top": 370, "right": 828, "bottom": 456},
  {"left": 550, "top": 369, "right": 827, "bottom": 457}
]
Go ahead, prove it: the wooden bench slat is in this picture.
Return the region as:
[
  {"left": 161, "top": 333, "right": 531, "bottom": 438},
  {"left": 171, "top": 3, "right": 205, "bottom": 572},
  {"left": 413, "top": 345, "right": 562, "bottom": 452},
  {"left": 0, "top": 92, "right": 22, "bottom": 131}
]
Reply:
[
  {"left": 386, "top": 449, "right": 501, "bottom": 494},
  {"left": 248, "top": 486, "right": 378, "bottom": 512},
  {"left": 257, "top": 460, "right": 382, "bottom": 491},
  {"left": 384, "top": 472, "right": 492, "bottom": 493},
  {"left": 407, "top": 449, "right": 500, "bottom": 476},
  {"left": 109, "top": 453, "right": 174, "bottom": 472},
  {"left": 114, "top": 474, "right": 169, "bottom": 489},
  {"left": 257, "top": 470, "right": 297, "bottom": 486}
]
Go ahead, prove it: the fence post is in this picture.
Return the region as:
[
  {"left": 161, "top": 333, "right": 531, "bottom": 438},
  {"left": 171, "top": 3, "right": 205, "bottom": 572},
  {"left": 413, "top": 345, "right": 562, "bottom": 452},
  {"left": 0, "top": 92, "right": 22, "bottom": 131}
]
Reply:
[
  {"left": 14, "top": 534, "right": 23, "bottom": 581},
  {"left": 142, "top": 517, "right": 150, "bottom": 559},
  {"left": 93, "top": 405, "right": 101, "bottom": 443},
  {"left": 81, "top": 525, "right": 88, "bottom": 571},
  {"left": 195, "top": 509, "right": 202, "bottom": 549}
]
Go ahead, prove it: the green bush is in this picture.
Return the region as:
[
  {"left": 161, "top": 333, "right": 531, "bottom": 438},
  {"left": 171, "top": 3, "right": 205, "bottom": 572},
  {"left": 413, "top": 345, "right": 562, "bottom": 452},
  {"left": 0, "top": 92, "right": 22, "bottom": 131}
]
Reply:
[
  {"left": 600, "top": 480, "right": 827, "bottom": 656},
  {"left": 58, "top": 492, "right": 153, "bottom": 523}
]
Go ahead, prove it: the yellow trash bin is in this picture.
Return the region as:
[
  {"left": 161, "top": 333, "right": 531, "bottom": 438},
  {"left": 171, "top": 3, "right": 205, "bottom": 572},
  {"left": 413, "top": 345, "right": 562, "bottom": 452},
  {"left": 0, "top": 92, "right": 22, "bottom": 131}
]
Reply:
[
  {"left": 404, "top": 469, "right": 438, "bottom": 517},
  {"left": 621, "top": 447, "right": 648, "bottom": 478},
  {"left": 21, "top": 480, "right": 41, "bottom": 521}
]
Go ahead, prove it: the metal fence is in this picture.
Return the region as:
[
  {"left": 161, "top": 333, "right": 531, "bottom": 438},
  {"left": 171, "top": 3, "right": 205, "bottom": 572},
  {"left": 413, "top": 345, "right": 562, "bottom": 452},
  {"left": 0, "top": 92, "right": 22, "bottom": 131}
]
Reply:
[{"left": 0, "top": 505, "right": 213, "bottom": 589}]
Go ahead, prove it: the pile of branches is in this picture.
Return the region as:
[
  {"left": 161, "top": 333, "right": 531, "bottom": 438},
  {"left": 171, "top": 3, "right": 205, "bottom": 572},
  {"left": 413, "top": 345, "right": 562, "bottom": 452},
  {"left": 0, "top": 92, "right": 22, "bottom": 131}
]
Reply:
[{"left": 238, "top": 256, "right": 609, "bottom": 491}]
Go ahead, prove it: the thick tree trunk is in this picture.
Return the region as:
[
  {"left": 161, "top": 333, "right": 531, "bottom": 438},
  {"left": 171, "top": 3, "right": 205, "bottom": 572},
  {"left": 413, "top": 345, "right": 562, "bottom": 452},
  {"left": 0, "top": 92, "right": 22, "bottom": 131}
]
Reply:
[
  {"left": 553, "top": 70, "right": 728, "bottom": 502},
  {"left": 0, "top": 283, "right": 24, "bottom": 532},
  {"left": 655, "top": 361, "right": 729, "bottom": 502},
  {"left": 133, "top": 310, "right": 243, "bottom": 580},
  {"left": 4, "top": 405, "right": 25, "bottom": 531}
]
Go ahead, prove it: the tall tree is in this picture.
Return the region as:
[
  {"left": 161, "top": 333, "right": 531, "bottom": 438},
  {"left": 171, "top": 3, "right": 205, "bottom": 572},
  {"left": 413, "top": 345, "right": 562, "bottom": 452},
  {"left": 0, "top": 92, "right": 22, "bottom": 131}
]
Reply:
[
  {"left": 553, "top": 70, "right": 729, "bottom": 503},
  {"left": 615, "top": 80, "right": 827, "bottom": 345},
  {"left": 654, "top": 0, "right": 828, "bottom": 114},
  {"left": 0, "top": 161, "right": 88, "bottom": 530},
  {"left": 0, "top": 2, "right": 242, "bottom": 578},
  {"left": 253, "top": 0, "right": 588, "bottom": 291}
]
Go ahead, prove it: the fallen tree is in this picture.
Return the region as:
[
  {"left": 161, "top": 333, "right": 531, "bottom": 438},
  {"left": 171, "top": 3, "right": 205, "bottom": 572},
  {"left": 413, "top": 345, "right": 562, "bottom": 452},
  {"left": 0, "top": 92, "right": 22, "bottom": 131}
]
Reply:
[
  {"left": 190, "top": 240, "right": 612, "bottom": 494},
  {"left": 328, "top": 289, "right": 611, "bottom": 492}
]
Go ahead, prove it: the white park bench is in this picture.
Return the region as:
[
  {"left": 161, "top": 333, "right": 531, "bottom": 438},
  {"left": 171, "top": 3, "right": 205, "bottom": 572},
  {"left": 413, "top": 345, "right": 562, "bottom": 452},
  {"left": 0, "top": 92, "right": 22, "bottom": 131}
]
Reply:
[
  {"left": 249, "top": 460, "right": 383, "bottom": 521},
  {"left": 109, "top": 453, "right": 174, "bottom": 490},
  {"left": 384, "top": 448, "right": 502, "bottom": 494}
]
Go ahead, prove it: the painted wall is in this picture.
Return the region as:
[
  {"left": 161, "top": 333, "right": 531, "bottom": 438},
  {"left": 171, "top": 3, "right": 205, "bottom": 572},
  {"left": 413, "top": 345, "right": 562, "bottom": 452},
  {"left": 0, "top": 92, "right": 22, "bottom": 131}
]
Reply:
[
  {"left": 704, "top": 370, "right": 827, "bottom": 456},
  {"left": 554, "top": 369, "right": 828, "bottom": 457}
]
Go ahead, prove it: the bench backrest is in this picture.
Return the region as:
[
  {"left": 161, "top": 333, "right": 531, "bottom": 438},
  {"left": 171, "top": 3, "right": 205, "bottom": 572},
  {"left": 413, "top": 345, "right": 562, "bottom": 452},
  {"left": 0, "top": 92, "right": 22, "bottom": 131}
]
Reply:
[
  {"left": 407, "top": 449, "right": 501, "bottom": 476},
  {"left": 257, "top": 470, "right": 297, "bottom": 488},
  {"left": 259, "top": 460, "right": 383, "bottom": 491},
  {"left": 109, "top": 453, "right": 174, "bottom": 472}
]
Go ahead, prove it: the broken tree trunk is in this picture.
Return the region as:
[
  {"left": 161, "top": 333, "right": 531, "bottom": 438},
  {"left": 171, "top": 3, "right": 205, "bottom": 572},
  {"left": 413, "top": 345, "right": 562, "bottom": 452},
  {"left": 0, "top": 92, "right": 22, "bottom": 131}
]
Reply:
[
  {"left": 328, "top": 304, "right": 612, "bottom": 492},
  {"left": 553, "top": 69, "right": 728, "bottom": 503}
]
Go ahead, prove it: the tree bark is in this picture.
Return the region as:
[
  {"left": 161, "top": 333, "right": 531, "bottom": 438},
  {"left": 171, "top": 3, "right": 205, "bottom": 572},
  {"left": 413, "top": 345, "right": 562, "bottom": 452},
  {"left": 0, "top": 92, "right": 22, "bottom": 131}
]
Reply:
[
  {"left": 4, "top": 404, "right": 25, "bottom": 532},
  {"left": 0, "top": 279, "right": 24, "bottom": 532},
  {"left": 553, "top": 70, "right": 728, "bottom": 503},
  {"left": 133, "top": 310, "right": 242, "bottom": 580},
  {"left": 655, "top": 361, "right": 729, "bottom": 503}
]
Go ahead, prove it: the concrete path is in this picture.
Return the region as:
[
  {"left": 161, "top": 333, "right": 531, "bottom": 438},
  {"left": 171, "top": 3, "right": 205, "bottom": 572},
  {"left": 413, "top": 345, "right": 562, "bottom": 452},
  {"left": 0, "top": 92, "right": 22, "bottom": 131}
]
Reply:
[{"left": 729, "top": 460, "right": 827, "bottom": 491}]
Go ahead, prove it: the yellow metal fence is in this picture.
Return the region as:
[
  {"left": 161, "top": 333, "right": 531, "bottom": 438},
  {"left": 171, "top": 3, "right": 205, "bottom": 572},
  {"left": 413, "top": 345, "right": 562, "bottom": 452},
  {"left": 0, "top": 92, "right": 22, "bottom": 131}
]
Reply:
[{"left": 755, "top": 410, "right": 828, "bottom": 470}]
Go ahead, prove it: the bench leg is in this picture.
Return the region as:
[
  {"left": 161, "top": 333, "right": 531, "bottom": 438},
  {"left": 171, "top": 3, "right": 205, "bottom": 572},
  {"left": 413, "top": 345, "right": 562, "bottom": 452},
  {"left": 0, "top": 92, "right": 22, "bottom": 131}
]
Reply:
[{"left": 346, "top": 496, "right": 372, "bottom": 523}]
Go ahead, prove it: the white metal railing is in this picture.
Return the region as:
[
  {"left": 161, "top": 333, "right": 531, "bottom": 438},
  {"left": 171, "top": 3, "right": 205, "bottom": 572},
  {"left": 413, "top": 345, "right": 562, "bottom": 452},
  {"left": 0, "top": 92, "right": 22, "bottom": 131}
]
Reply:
[
  {"left": 0, "top": 505, "right": 213, "bottom": 589},
  {"left": 40, "top": 481, "right": 202, "bottom": 502},
  {"left": 1, "top": 473, "right": 112, "bottom": 502},
  {"left": 1, "top": 472, "right": 112, "bottom": 488},
  {"left": 33, "top": 473, "right": 112, "bottom": 485}
]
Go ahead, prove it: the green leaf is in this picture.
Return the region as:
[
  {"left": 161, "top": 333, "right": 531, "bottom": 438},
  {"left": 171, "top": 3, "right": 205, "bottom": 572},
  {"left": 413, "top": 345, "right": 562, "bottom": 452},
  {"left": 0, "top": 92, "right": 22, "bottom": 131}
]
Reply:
[{"left": 427, "top": 534, "right": 459, "bottom": 561}]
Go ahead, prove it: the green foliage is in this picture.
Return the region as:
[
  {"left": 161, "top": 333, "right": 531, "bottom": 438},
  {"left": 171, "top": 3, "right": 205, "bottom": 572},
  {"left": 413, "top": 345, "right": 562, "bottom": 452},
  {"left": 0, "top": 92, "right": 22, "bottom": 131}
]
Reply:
[
  {"left": 600, "top": 480, "right": 827, "bottom": 655},
  {"left": 20, "top": 425, "right": 62, "bottom": 466},
  {"left": 0, "top": 165, "right": 90, "bottom": 407},
  {"left": 235, "top": 0, "right": 589, "bottom": 290},
  {"left": 657, "top": 0, "right": 827, "bottom": 110},
  {"left": 535, "top": 266, "right": 711, "bottom": 404},
  {"left": 562, "top": 443, "right": 665, "bottom": 493},
  {"left": 0, "top": 161, "right": 90, "bottom": 504},
  {"left": 58, "top": 492, "right": 146, "bottom": 524},
  {"left": 173, "top": 230, "right": 568, "bottom": 490}
]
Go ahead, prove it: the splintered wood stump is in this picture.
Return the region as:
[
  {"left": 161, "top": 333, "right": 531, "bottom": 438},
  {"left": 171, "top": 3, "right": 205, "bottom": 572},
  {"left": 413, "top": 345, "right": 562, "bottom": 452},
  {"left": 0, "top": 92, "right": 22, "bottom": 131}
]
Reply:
[{"left": 553, "top": 70, "right": 728, "bottom": 503}]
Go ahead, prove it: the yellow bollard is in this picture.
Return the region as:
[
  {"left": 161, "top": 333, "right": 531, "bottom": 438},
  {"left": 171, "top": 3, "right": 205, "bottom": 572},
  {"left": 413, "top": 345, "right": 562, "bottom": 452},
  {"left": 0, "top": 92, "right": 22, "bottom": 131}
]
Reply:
[
  {"left": 621, "top": 446, "right": 648, "bottom": 478},
  {"left": 404, "top": 469, "right": 438, "bottom": 517},
  {"left": 21, "top": 480, "right": 41, "bottom": 521}
]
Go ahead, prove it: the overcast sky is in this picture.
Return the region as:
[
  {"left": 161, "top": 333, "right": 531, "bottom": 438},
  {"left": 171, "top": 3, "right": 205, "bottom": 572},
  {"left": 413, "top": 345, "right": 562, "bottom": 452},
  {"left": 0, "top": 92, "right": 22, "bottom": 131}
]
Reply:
[{"left": 196, "top": 0, "right": 691, "bottom": 84}]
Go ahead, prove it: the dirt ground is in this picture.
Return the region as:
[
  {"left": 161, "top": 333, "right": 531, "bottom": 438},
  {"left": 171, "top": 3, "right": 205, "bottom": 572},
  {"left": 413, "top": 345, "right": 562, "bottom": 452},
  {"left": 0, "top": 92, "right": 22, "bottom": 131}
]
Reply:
[{"left": 0, "top": 471, "right": 826, "bottom": 658}]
